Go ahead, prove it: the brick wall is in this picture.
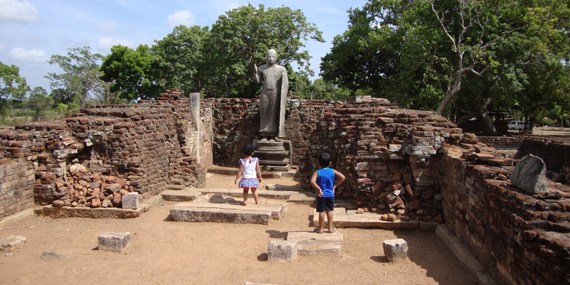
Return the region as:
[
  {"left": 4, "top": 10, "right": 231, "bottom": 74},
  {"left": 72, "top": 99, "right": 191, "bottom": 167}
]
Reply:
[
  {"left": 516, "top": 138, "right": 570, "bottom": 173},
  {"left": 0, "top": 90, "right": 209, "bottom": 218},
  {"left": 438, "top": 152, "right": 570, "bottom": 285},
  {"left": 209, "top": 96, "right": 465, "bottom": 221}
]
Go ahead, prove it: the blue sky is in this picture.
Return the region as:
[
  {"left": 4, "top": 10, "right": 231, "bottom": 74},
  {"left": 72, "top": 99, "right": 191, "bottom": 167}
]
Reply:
[{"left": 0, "top": 0, "right": 368, "bottom": 92}]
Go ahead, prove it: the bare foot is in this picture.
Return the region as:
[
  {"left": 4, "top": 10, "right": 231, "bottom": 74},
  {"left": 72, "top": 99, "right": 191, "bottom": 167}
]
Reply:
[{"left": 240, "top": 201, "right": 247, "bottom": 206}]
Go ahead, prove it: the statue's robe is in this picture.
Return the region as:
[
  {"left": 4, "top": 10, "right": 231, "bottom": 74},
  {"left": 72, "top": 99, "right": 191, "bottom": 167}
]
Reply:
[{"left": 257, "top": 64, "right": 289, "bottom": 138}]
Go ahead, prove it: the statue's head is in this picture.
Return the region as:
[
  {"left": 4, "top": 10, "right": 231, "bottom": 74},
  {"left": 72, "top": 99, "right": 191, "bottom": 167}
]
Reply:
[{"left": 266, "top": 49, "right": 277, "bottom": 65}]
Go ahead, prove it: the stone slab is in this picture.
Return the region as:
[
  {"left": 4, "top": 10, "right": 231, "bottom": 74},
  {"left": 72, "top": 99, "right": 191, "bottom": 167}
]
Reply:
[
  {"left": 173, "top": 202, "right": 287, "bottom": 220},
  {"left": 170, "top": 206, "right": 272, "bottom": 225},
  {"left": 98, "top": 232, "right": 131, "bottom": 252},
  {"left": 266, "top": 184, "right": 303, "bottom": 191},
  {"left": 0, "top": 235, "right": 27, "bottom": 251},
  {"left": 286, "top": 231, "right": 343, "bottom": 256},
  {"left": 268, "top": 239, "right": 297, "bottom": 262},
  {"left": 161, "top": 189, "right": 201, "bottom": 201},
  {"left": 287, "top": 194, "right": 315, "bottom": 205},
  {"left": 201, "top": 188, "right": 299, "bottom": 200},
  {"left": 311, "top": 209, "right": 421, "bottom": 230},
  {"left": 35, "top": 203, "right": 151, "bottom": 219}
]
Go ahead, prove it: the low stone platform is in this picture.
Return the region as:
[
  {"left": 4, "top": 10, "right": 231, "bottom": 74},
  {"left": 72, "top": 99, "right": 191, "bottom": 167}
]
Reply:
[
  {"left": 161, "top": 189, "right": 201, "bottom": 201},
  {"left": 286, "top": 231, "right": 343, "bottom": 255},
  {"left": 34, "top": 203, "right": 151, "bottom": 219},
  {"left": 169, "top": 202, "right": 287, "bottom": 224},
  {"left": 311, "top": 208, "right": 439, "bottom": 231},
  {"left": 201, "top": 188, "right": 302, "bottom": 200}
]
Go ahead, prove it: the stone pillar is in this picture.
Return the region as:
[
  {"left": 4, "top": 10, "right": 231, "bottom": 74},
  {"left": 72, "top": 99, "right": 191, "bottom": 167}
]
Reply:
[{"left": 189, "top": 92, "right": 201, "bottom": 164}]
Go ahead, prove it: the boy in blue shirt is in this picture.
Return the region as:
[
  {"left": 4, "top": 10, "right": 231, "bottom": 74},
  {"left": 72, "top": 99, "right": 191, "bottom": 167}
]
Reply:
[{"left": 310, "top": 152, "right": 346, "bottom": 234}]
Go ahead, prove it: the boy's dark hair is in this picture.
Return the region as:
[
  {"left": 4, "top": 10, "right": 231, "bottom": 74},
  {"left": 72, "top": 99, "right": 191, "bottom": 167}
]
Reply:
[
  {"left": 318, "top": 152, "right": 331, "bottom": 167},
  {"left": 242, "top": 144, "right": 255, "bottom": 155}
]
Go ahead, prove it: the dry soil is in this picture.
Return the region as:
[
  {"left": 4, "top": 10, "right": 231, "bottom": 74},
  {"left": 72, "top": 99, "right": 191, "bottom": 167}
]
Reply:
[{"left": 0, "top": 173, "right": 480, "bottom": 285}]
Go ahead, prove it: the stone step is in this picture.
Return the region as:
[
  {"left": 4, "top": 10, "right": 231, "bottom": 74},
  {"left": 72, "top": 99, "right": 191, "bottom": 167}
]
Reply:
[
  {"left": 200, "top": 188, "right": 301, "bottom": 200},
  {"left": 286, "top": 231, "right": 343, "bottom": 255},
  {"left": 287, "top": 194, "right": 315, "bottom": 205},
  {"left": 169, "top": 202, "right": 287, "bottom": 224},
  {"left": 266, "top": 184, "right": 303, "bottom": 191},
  {"left": 310, "top": 208, "right": 438, "bottom": 230},
  {"left": 161, "top": 190, "right": 201, "bottom": 201},
  {"left": 166, "top": 185, "right": 185, "bottom": 191}
]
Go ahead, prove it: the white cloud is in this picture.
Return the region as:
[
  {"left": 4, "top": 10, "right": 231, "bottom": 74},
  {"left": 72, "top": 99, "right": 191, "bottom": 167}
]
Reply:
[
  {"left": 318, "top": 7, "right": 341, "bottom": 14},
  {"left": 97, "top": 21, "right": 117, "bottom": 33},
  {"left": 164, "top": 10, "right": 195, "bottom": 27},
  {"left": 0, "top": 0, "right": 41, "bottom": 22},
  {"left": 9, "top": 47, "right": 48, "bottom": 62},
  {"left": 97, "top": 37, "right": 130, "bottom": 52},
  {"left": 0, "top": 43, "right": 6, "bottom": 51}
]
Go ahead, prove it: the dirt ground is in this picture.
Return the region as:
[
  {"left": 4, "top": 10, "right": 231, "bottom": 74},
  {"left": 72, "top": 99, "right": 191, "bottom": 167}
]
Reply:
[{"left": 0, "top": 174, "right": 480, "bottom": 285}]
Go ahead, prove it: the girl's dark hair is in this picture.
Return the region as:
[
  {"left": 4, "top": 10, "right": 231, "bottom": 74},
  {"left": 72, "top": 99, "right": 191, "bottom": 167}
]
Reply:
[
  {"left": 242, "top": 144, "right": 255, "bottom": 155},
  {"left": 318, "top": 152, "right": 331, "bottom": 166}
]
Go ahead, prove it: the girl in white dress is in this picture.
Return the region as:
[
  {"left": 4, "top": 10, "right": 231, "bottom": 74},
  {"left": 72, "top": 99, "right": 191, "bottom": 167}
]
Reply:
[{"left": 235, "top": 144, "right": 262, "bottom": 206}]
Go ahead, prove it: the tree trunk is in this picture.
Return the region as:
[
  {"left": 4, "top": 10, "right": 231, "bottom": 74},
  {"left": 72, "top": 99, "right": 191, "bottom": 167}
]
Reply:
[{"left": 479, "top": 112, "right": 497, "bottom": 135}]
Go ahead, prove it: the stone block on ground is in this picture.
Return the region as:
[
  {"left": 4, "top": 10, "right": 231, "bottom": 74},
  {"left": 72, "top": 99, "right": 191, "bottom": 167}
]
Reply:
[
  {"left": 98, "top": 232, "right": 131, "bottom": 252},
  {"left": 383, "top": 238, "right": 408, "bottom": 262},
  {"left": 41, "top": 250, "right": 68, "bottom": 260},
  {"left": 244, "top": 282, "right": 278, "bottom": 285},
  {"left": 510, "top": 154, "right": 548, "bottom": 194},
  {"left": 161, "top": 189, "right": 201, "bottom": 201},
  {"left": 286, "top": 231, "right": 343, "bottom": 256},
  {"left": 0, "top": 235, "right": 27, "bottom": 251},
  {"left": 268, "top": 239, "right": 297, "bottom": 262},
  {"left": 170, "top": 204, "right": 273, "bottom": 225},
  {"left": 121, "top": 192, "right": 139, "bottom": 209}
]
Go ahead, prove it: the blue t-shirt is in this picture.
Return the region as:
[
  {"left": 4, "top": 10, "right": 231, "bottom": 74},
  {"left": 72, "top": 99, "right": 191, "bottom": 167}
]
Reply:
[{"left": 316, "top": 168, "right": 335, "bottom": 198}]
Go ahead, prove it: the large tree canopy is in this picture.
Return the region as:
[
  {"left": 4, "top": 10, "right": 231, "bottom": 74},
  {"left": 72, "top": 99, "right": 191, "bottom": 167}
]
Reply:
[
  {"left": 1, "top": 62, "right": 29, "bottom": 114},
  {"left": 46, "top": 47, "right": 105, "bottom": 108},
  {"left": 153, "top": 25, "right": 209, "bottom": 95},
  {"left": 99, "top": 44, "right": 161, "bottom": 101},
  {"left": 321, "top": 0, "right": 570, "bottom": 131},
  {"left": 100, "top": 4, "right": 324, "bottom": 99},
  {"left": 203, "top": 4, "right": 325, "bottom": 97}
]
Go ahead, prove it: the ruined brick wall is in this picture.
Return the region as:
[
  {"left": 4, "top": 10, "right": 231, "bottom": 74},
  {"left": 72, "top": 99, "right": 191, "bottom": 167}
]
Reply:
[
  {"left": 0, "top": 91, "right": 209, "bottom": 218},
  {"left": 0, "top": 159, "right": 35, "bottom": 218},
  {"left": 209, "top": 96, "right": 465, "bottom": 221},
  {"left": 438, "top": 152, "right": 570, "bottom": 285},
  {"left": 516, "top": 138, "right": 570, "bottom": 173}
]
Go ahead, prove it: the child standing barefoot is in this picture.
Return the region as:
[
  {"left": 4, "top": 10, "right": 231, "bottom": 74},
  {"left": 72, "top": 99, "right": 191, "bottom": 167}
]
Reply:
[
  {"left": 235, "top": 144, "right": 262, "bottom": 206},
  {"left": 310, "top": 152, "right": 345, "bottom": 233}
]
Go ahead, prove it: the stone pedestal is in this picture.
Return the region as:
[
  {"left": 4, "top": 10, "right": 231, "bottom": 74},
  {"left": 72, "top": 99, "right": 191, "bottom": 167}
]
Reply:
[{"left": 255, "top": 139, "right": 292, "bottom": 171}]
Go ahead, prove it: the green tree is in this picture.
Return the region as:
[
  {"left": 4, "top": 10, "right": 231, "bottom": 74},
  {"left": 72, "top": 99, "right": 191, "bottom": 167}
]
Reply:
[
  {"left": 321, "top": 0, "right": 570, "bottom": 134},
  {"left": 26, "top": 87, "right": 53, "bottom": 121},
  {"left": 204, "top": 4, "right": 324, "bottom": 97},
  {"left": 1, "top": 62, "right": 29, "bottom": 114},
  {"left": 153, "top": 25, "right": 209, "bottom": 95},
  {"left": 46, "top": 47, "right": 104, "bottom": 109},
  {"left": 100, "top": 44, "right": 162, "bottom": 101}
]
